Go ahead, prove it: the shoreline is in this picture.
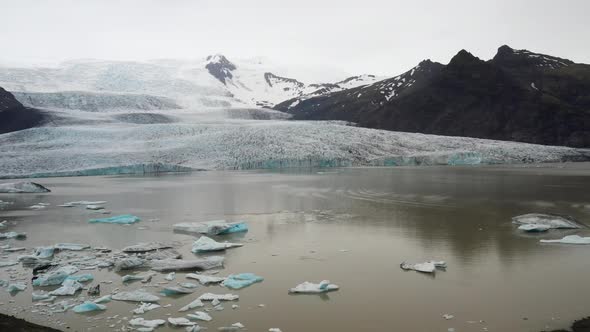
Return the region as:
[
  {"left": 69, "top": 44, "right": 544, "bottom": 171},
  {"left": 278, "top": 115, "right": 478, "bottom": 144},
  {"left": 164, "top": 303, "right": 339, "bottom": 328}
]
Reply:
[
  {"left": 0, "top": 313, "right": 62, "bottom": 332},
  {"left": 547, "top": 317, "right": 590, "bottom": 332}
]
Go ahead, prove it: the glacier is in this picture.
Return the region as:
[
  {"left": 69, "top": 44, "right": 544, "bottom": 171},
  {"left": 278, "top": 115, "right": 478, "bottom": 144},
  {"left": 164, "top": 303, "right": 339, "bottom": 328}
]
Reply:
[{"left": 0, "top": 120, "right": 588, "bottom": 178}]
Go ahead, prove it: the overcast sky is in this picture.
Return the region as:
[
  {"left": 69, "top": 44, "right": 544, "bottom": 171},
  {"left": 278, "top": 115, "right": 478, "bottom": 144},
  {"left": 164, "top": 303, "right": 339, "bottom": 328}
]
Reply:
[{"left": 1, "top": 0, "right": 589, "bottom": 79}]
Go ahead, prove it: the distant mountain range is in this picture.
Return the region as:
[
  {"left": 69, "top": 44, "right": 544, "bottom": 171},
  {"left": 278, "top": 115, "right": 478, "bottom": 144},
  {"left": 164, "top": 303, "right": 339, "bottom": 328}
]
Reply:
[{"left": 276, "top": 46, "right": 590, "bottom": 147}]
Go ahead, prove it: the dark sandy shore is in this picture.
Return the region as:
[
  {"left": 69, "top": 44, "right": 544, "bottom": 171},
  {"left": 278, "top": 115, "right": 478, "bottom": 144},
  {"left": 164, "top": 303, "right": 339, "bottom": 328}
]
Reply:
[
  {"left": 546, "top": 317, "right": 590, "bottom": 332},
  {"left": 0, "top": 313, "right": 62, "bottom": 332}
]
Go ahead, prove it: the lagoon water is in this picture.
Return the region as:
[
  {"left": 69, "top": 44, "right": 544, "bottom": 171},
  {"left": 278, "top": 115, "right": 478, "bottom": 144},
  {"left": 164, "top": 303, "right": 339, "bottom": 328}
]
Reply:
[{"left": 1, "top": 164, "right": 590, "bottom": 332}]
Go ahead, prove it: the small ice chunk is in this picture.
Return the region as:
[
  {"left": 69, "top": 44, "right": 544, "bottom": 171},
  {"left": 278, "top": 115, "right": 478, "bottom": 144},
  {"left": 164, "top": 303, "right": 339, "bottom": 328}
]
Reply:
[
  {"left": 179, "top": 282, "right": 198, "bottom": 289},
  {"left": 33, "top": 265, "right": 79, "bottom": 286},
  {"left": 54, "top": 243, "right": 91, "bottom": 251},
  {"left": 150, "top": 256, "right": 224, "bottom": 272},
  {"left": 112, "top": 290, "right": 160, "bottom": 302},
  {"left": 86, "top": 204, "right": 104, "bottom": 210},
  {"left": 186, "top": 274, "right": 226, "bottom": 285},
  {"left": 269, "top": 329, "right": 282, "bottom": 332},
  {"left": 518, "top": 224, "right": 551, "bottom": 232},
  {"left": 192, "top": 236, "right": 243, "bottom": 253},
  {"left": 123, "top": 242, "right": 172, "bottom": 253},
  {"left": 61, "top": 201, "right": 106, "bottom": 207},
  {"left": 132, "top": 302, "right": 161, "bottom": 314},
  {"left": 32, "top": 291, "right": 52, "bottom": 301},
  {"left": 73, "top": 301, "right": 106, "bottom": 313},
  {"left": 288, "top": 280, "right": 339, "bottom": 294},
  {"left": 0, "top": 231, "right": 26, "bottom": 240},
  {"left": 160, "top": 286, "right": 194, "bottom": 296},
  {"left": 173, "top": 220, "right": 248, "bottom": 236},
  {"left": 115, "top": 257, "right": 146, "bottom": 271},
  {"left": 7, "top": 282, "right": 27, "bottom": 294},
  {"left": 222, "top": 273, "right": 263, "bottom": 290},
  {"left": 168, "top": 317, "right": 195, "bottom": 326},
  {"left": 122, "top": 275, "right": 146, "bottom": 283},
  {"left": 178, "top": 298, "right": 204, "bottom": 312},
  {"left": 65, "top": 274, "right": 94, "bottom": 283},
  {"left": 165, "top": 272, "right": 176, "bottom": 281},
  {"left": 512, "top": 213, "right": 582, "bottom": 229},
  {"left": 94, "top": 295, "right": 112, "bottom": 303},
  {"left": 0, "top": 182, "right": 50, "bottom": 193},
  {"left": 400, "top": 261, "right": 436, "bottom": 273},
  {"left": 540, "top": 235, "right": 590, "bottom": 245},
  {"left": 88, "top": 214, "right": 141, "bottom": 225},
  {"left": 187, "top": 311, "right": 212, "bottom": 322},
  {"left": 198, "top": 293, "right": 239, "bottom": 301},
  {"left": 443, "top": 314, "right": 454, "bottom": 320},
  {"left": 49, "top": 279, "right": 83, "bottom": 296},
  {"left": 128, "top": 317, "right": 166, "bottom": 329},
  {"left": 232, "top": 323, "right": 245, "bottom": 328}
]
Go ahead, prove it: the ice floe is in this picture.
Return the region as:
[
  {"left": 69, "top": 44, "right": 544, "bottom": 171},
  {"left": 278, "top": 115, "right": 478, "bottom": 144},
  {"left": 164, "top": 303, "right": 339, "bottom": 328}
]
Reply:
[
  {"left": 114, "top": 257, "right": 146, "bottom": 271},
  {"left": 0, "top": 231, "right": 27, "bottom": 239},
  {"left": 33, "top": 265, "right": 79, "bottom": 286},
  {"left": 49, "top": 279, "right": 83, "bottom": 296},
  {"left": 191, "top": 236, "right": 243, "bottom": 253},
  {"left": 540, "top": 235, "right": 590, "bottom": 245},
  {"left": 88, "top": 214, "right": 141, "bottom": 225},
  {"left": 0, "top": 182, "right": 50, "bottom": 193},
  {"left": 112, "top": 290, "right": 160, "bottom": 302},
  {"left": 174, "top": 220, "right": 248, "bottom": 236},
  {"left": 222, "top": 273, "right": 264, "bottom": 290},
  {"left": 187, "top": 311, "right": 212, "bottom": 321},
  {"left": 289, "top": 280, "right": 339, "bottom": 294},
  {"left": 54, "top": 243, "right": 91, "bottom": 251},
  {"left": 128, "top": 317, "right": 166, "bottom": 329},
  {"left": 123, "top": 242, "right": 172, "bottom": 253},
  {"left": 7, "top": 282, "right": 27, "bottom": 294},
  {"left": 512, "top": 213, "right": 582, "bottom": 229},
  {"left": 400, "top": 261, "right": 447, "bottom": 273},
  {"left": 186, "top": 274, "right": 226, "bottom": 285},
  {"left": 198, "top": 293, "right": 239, "bottom": 301},
  {"left": 168, "top": 317, "right": 196, "bottom": 326},
  {"left": 160, "top": 286, "right": 194, "bottom": 296},
  {"left": 73, "top": 301, "right": 106, "bottom": 313},
  {"left": 132, "top": 302, "right": 161, "bottom": 314},
  {"left": 150, "top": 257, "right": 224, "bottom": 272},
  {"left": 178, "top": 298, "right": 204, "bottom": 312}
]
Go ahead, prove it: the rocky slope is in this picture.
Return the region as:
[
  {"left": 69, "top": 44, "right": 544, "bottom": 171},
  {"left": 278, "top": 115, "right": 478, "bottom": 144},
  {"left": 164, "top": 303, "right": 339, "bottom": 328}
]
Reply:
[
  {"left": 0, "top": 87, "right": 46, "bottom": 134},
  {"left": 277, "top": 46, "right": 590, "bottom": 147}
]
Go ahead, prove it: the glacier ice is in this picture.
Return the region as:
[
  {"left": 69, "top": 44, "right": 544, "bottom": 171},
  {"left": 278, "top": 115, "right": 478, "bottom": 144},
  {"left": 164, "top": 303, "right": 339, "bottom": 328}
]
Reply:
[
  {"left": 0, "top": 232, "right": 26, "bottom": 240},
  {"left": 198, "top": 293, "right": 239, "bottom": 301},
  {"left": 132, "top": 302, "right": 161, "bottom": 314},
  {"left": 112, "top": 290, "right": 160, "bottom": 302},
  {"left": 123, "top": 242, "right": 172, "bottom": 253},
  {"left": 164, "top": 272, "right": 175, "bottom": 281},
  {"left": 288, "top": 280, "right": 339, "bottom": 294},
  {"left": 73, "top": 301, "right": 106, "bottom": 313},
  {"left": 7, "top": 282, "right": 27, "bottom": 294},
  {"left": 65, "top": 273, "right": 94, "bottom": 283},
  {"left": 186, "top": 274, "right": 226, "bottom": 285},
  {"left": 222, "top": 273, "right": 264, "bottom": 290},
  {"left": 114, "top": 257, "right": 146, "bottom": 271},
  {"left": 168, "top": 317, "right": 196, "bottom": 326},
  {"left": 174, "top": 220, "right": 248, "bottom": 236},
  {"left": 191, "top": 236, "right": 243, "bottom": 253},
  {"left": 187, "top": 311, "right": 212, "bottom": 322},
  {"left": 178, "top": 298, "right": 204, "bottom": 312},
  {"left": 54, "top": 243, "right": 91, "bottom": 251},
  {"left": 0, "top": 182, "right": 50, "bottom": 193},
  {"left": 540, "top": 235, "right": 590, "bottom": 245},
  {"left": 89, "top": 214, "right": 141, "bottom": 225},
  {"left": 49, "top": 279, "right": 83, "bottom": 296},
  {"left": 93, "top": 295, "right": 112, "bottom": 304},
  {"left": 518, "top": 224, "right": 551, "bottom": 232},
  {"left": 128, "top": 317, "right": 166, "bottom": 329},
  {"left": 400, "top": 262, "right": 436, "bottom": 273},
  {"left": 512, "top": 213, "right": 582, "bottom": 229},
  {"left": 160, "top": 286, "right": 194, "bottom": 296},
  {"left": 150, "top": 256, "right": 224, "bottom": 272},
  {"left": 33, "top": 265, "right": 79, "bottom": 286}
]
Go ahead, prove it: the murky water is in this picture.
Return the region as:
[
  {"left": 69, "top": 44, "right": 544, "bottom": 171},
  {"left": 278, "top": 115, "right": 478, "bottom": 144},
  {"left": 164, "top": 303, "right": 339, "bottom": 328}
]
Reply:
[{"left": 1, "top": 164, "right": 590, "bottom": 332}]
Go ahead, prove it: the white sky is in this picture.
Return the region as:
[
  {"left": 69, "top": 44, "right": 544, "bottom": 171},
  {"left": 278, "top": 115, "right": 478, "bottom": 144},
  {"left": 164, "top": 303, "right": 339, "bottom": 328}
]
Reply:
[{"left": 1, "top": 0, "right": 589, "bottom": 79}]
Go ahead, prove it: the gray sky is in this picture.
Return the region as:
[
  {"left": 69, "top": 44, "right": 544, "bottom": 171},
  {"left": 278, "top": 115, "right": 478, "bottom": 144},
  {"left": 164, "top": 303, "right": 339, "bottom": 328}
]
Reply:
[{"left": 1, "top": 0, "right": 589, "bottom": 79}]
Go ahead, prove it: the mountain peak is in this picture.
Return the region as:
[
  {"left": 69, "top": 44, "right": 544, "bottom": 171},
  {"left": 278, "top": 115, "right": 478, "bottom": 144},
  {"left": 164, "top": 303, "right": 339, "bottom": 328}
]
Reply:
[
  {"left": 448, "top": 49, "right": 482, "bottom": 68},
  {"left": 205, "top": 54, "right": 237, "bottom": 84},
  {"left": 492, "top": 45, "right": 573, "bottom": 69}
]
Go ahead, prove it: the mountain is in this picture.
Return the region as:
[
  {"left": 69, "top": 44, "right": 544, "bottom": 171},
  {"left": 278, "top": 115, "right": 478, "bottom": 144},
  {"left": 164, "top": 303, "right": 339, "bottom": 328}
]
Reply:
[
  {"left": 0, "top": 87, "right": 46, "bottom": 134},
  {"left": 277, "top": 46, "right": 590, "bottom": 148}
]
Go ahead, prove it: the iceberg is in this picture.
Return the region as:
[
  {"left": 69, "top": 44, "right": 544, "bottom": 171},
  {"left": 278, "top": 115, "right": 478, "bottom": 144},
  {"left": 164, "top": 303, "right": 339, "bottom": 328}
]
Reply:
[
  {"left": 150, "top": 256, "right": 224, "bottom": 272},
  {"left": 187, "top": 311, "right": 212, "bottom": 322},
  {"left": 33, "top": 265, "right": 79, "bottom": 286},
  {"left": 288, "top": 280, "right": 339, "bottom": 294},
  {"left": 73, "top": 301, "right": 106, "bottom": 313},
  {"left": 164, "top": 272, "right": 175, "bottom": 281},
  {"left": 222, "top": 273, "right": 264, "bottom": 290},
  {"left": 112, "top": 290, "right": 160, "bottom": 302},
  {"left": 128, "top": 318, "right": 166, "bottom": 329},
  {"left": 18, "top": 246, "right": 55, "bottom": 264},
  {"left": 123, "top": 242, "right": 172, "bottom": 253},
  {"left": 0, "top": 182, "right": 50, "bottom": 193},
  {"left": 518, "top": 224, "right": 551, "bottom": 232},
  {"left": 540, "top": 235, "right": 590, "bottom": 245},
  {"left": 88, "top": 214, "right": 141, "bottom": 225},
  {"left": 179, "top": 282, "right": 198, "bottom": 289},
  {"left": 32, "top": 292, "right": 55, "bottom": 302},
  {"left": 0, "top": 232, "right": 26, "bottom": 240},
  {"left": 114, "top": 257, "right": 146, "bottom": 271},
  {"left": 191, "top": 236, "right": 243, "bottom": 253},
  {"left": 49, "top": 279, "right": 83, "bottom": 296},
  {"left": 198, "top": 293, "right": 239, "bottom": 301},
  {"left": 132, "top": 302, "right": 161, "bottom": 314},
  {"left": 186, "top": 274, "right": 226, "bottom": 285},
  {"left": 93, "top": 295, "right": 112, "bottom": 304},
  {"left": 7, "top": 282, "right": 27, "bottom": 294},
  {"left": 160, "top": 286, "right": 194, "bottom": 296},
  {"left": 400, "top": 262, "right": 436, "bottom": 273},
  {"left": 168, "top": 317, "right": 196, "bottom": 326},
  {"left": 178, "top": 298, "right": 204, "bottom": 312},
  {"left": 60, "top": 201, "right": 107, "bottom": 207},
  {"left": 54, "top": 243, "right": 90, "bottom": 251},
  {"left": 173, "top": 220, "right": 248, "bottom": 236},
  {"left": 144, "top": 248, "right": 182, "bottom": 260},
  {"left": 512, "top": 213, "right": 582, "bottom": 229},
  {"left": 122, "top": 274, "right": 147, "bottom": 283},
  {"left": 86, "top": 204, "right": 104, "bottom": 210},
  {"left": 65, "top": 274, "right": 94, "bottom": 283}
]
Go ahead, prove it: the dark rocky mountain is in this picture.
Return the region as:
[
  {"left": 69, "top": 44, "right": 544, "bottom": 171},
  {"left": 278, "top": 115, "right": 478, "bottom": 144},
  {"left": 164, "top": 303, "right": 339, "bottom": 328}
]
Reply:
[
  {"left": 276, "top": 46, "right": 590, "bottom": 147},
  {"left": 0, "top": 87, "right": 46, "bottom": 134},
  {"left": 205, "top": 54, "right": 237, "bottom": 84}
]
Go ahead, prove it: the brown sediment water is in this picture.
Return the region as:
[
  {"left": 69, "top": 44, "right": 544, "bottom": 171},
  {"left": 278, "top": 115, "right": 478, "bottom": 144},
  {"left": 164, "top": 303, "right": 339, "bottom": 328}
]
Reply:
[{"left": 0, "top": 163, "right": 589, "bottom": 332}]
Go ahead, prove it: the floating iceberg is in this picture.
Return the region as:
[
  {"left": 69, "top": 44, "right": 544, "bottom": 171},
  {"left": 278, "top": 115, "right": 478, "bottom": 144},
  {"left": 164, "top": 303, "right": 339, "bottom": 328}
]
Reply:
[
  {"left": 187, "top": 311, "right": 212, "bottom": 322},
  {"left": 49, "top": 279, "right": 83, "bottom": 296},
  {"left": 73, "top": 301, "right": 106, "bottom": 313},
  {"left": 168, "top": 317, "right": 196, "bottom": 326},
  {"left": 86, "top": 204, "right": 104, "bottom": 210},
  {"left": 288, "top": 280, "right": 339, "bottom": 294},
  {"left": 88, "top": 214, "right": 141, "bottom": 225},
  {"left": 191, "top": 236, "right": 243, "bottom": 253},
  {"left": 0, "top": 232, "right": 26, "bottom": 240},
  {"left": 60, "top": 201, "right": 107, "bottom": 207},
  {"left": 518, "top": 224, "right": 551, "bottom": 232},
  {"left": 32, "top": 291, "right": 54, "bottom": 302},
  {"left": 7, "top": 282, "right": 27, "bottom": 294},
  {"left": 0, "top": 182, "right": 50, "bottom": 193},
  {"left": 160, "top": 286, "right": 194, "bottom": 296},
  {"left": 540, "top": 235, "right": 590, "bottom": 245},
  {"left": 128, "top": 318, "right": 166, "bottom": 329},
  {"left": 132, "top": 302, "right": 161, "bottom": 314},
  {"left": 178, "top": 298, "right": 204, "bottom": 312},
  {"left": 150, "top": 256, "right": 224, "bottom": 272},
  {"left": 222, "top": 273, "right": 264, "bottom": 290},
  {"left": 174, "top": 220, "right": 248, "bottom": 236},
  {"left": 54, "top": 243, "right": 91, "bottom": 251},
  {"left": 198, "top": 293, "right": 239, "bottom": 301},
  {"left": 164, "top": 272, "right": 175, "bottom": 281},
  {"left": 123, "top": 242, "right": 172, "bottom": 253},
  {"left": 93, "top": 295, "right": 112, "bottom": 304},
  {"left": 186, "top": 274, "right": 225, "bottom": 285},
  {"left": 122, "top": 274, "right": 149, "bottom": 283},
  {"left": 114, "top": 257, "right": 146, "bottom": 271},
  {"left": 179, "top": 282, "right": 198, "bottom": 289},
  {"left": 112, "top": 290, "right": 160, "bottom": 302},
  {"left": 65, "top": 274, "right": 94, "bottom": 283},
  {"left": 512, "top": 213, "right": 582, "bottom": 229},
  {"left": 400, "top": 262, "right": 436, "bottom": 273},
  {"left": 18, "top": 246, "right": 55, "bottom": 264},
  {"left": 33, "top": 265, "right": 79, "bottom": 286},
  {"left": 144, "top": 248, "right": 182, "bottom": 260}
]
